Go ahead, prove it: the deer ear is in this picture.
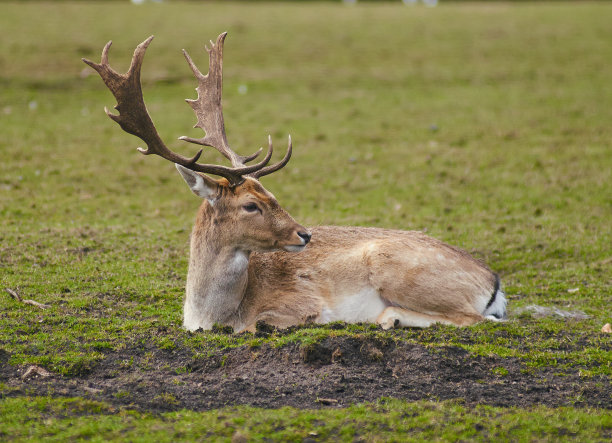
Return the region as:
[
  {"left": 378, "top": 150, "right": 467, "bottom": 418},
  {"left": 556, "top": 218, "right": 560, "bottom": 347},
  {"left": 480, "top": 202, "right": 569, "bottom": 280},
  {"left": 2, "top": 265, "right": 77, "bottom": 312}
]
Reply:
[{"left": 175, "top": 164, "right": 219, "bottom": 202}]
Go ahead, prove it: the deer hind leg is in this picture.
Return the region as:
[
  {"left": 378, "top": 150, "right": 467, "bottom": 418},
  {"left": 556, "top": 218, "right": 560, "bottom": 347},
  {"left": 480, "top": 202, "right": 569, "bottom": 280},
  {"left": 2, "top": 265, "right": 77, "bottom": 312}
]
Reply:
[
  {"left": 376, "top": 306, "right": 482, "bottom": 329},
  {"left": 376, "top": 307, "right": 449, "bottom": 329},
  {"left": 365, "top": 242, "right": 490, "bottom": 328}
]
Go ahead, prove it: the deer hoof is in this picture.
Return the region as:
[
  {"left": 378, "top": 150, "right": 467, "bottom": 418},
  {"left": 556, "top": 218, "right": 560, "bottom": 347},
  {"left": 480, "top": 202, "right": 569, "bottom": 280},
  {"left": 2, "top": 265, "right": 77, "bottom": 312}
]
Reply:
[{"left": 379, "top": 316, "right": 400, "bottom": 330}]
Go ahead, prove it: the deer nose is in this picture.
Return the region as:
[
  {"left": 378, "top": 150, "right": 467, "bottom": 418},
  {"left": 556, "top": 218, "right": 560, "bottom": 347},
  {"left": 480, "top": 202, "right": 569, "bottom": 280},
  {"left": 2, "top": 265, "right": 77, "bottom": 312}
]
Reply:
[{"left": 297, "top": 231, "right": 311, "bottom": 245}]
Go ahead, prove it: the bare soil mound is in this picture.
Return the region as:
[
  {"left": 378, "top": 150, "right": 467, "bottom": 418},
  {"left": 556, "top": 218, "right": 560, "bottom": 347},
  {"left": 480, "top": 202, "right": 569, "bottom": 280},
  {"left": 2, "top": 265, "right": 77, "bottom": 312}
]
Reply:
[{"left": 1, "top": 334, "right": 610, "bottom": 412}]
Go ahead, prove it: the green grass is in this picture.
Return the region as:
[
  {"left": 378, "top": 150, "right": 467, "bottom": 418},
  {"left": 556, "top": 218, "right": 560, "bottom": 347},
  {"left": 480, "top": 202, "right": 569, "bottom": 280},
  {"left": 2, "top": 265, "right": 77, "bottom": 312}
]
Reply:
[
  {"left": 1, "top": 0, "right": 611, "bottom": 439},
  {"left": 1, "top": 396, "right": 610, "bottom": 442}
]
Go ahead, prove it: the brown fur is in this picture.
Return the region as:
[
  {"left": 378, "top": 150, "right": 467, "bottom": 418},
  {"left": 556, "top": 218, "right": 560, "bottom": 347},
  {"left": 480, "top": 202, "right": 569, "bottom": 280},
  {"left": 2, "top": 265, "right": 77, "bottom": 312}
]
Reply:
[
  {"left": 240, "top": 226, "right": 495, "bottom": 329},
  {"left": 181, "top": 176, "right": 499, "bottom": 332}
]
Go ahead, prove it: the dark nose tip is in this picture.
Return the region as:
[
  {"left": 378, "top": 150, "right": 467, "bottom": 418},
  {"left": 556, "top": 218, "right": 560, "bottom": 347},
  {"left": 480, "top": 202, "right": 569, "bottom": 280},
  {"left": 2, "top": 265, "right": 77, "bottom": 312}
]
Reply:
[{"left": 297, "top": 231, "right": 311, "bottom": 244}]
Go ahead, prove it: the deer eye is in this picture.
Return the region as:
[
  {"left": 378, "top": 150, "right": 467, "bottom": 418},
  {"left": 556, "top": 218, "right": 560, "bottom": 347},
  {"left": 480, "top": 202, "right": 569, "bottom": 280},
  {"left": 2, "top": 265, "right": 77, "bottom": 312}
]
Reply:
[{"left": 243, "top": 202, "right": 260, "bottom": 213}]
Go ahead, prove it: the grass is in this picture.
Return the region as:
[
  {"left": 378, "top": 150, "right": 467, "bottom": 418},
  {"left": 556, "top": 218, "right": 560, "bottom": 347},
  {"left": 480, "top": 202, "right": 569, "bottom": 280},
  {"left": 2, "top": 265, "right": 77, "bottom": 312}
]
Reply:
[
  {"left": 0, "top": 0, "right": 611, "bottom": 440},
  {"left": 1, "top": 396, "right": 610, "bottom": 442}
]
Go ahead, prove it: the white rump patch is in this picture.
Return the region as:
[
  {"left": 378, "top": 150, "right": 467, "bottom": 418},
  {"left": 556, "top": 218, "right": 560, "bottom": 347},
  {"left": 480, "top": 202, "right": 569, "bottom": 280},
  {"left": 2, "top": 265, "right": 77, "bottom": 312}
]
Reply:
[{"left": 483, "top": 288, "right": 507, "bottom": 320}]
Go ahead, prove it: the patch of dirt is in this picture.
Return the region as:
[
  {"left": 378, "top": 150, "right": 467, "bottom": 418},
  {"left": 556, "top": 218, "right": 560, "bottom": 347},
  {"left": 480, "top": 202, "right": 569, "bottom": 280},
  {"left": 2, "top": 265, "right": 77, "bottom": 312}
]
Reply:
[{"left": 1, "top": 335, "right": 610, "bottom": 412}]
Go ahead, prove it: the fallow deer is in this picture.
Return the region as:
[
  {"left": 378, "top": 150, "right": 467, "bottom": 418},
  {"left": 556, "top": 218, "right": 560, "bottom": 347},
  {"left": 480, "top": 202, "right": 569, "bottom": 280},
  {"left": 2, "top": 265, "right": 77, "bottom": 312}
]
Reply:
[{"left": 83, "top": 33, "right": 506, "bottom": 332}]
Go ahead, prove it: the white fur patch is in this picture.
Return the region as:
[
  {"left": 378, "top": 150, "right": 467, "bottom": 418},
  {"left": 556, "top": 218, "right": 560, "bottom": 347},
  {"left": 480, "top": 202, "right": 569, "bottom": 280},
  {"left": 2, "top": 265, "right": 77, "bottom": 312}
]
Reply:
[
  {"left": 228, "top": 250, "right": 249, "bottom": 275},
  {"left": 175, "top": 164, "right": 216, "bottom": 202},
  {"left": 484, "top": 288, "right": 507, "bottom": 320},
  {"left": 318, "top": 287, "right": 386, "bottom": 323},
  {"left": 284, "top": 245, "right": 306, "bottom": 253},
  {"left": 183, "top": 302, "right": 208, "bottom": 331}
]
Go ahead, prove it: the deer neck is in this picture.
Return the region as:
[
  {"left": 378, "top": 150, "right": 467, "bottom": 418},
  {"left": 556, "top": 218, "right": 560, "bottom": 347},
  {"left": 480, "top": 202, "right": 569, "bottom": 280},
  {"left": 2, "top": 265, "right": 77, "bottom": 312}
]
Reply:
[{"left": 183, "top": 204, "right": 250, "bottom": 331}]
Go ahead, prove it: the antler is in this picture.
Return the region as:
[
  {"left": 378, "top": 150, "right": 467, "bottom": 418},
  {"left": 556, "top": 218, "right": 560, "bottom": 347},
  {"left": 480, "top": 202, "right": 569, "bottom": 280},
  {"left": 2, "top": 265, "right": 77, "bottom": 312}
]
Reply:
[
  {"left": 82, "top": 33, "right": 292, "bottom": 187},
  {"left": 250, "top": 135, "right": 292, "bottom": 180}
]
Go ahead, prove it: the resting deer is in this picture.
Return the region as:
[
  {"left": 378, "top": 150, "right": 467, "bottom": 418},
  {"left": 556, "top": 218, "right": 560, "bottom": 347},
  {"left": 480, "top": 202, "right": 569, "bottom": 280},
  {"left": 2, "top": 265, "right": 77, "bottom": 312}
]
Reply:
[{"left": 83, "top": 33, "right": 506, "bottom": 332}]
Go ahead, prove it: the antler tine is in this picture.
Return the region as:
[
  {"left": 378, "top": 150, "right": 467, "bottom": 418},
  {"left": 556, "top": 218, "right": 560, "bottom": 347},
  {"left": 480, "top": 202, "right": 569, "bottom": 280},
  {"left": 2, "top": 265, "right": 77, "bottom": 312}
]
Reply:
[
  {"left": 100, "top": 40, "right": 111, "bottom": 65},
  {"left": 240, "top": 147, "right": 264, "bottom": 164},
  {"left": 250, "top": 135, "right": 293, "bottom": 180}
]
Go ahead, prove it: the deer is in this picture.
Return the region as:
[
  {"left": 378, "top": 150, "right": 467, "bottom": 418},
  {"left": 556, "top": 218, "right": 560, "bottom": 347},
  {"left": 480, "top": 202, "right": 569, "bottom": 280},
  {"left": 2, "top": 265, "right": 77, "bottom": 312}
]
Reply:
[{"left": 83, "top": 33, "right": 507, "bottom": 333}]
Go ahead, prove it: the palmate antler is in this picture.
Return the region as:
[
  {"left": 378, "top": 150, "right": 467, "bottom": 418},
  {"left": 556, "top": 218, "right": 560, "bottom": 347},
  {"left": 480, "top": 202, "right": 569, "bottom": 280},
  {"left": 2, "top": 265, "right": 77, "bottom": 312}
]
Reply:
[{"left": 82, "top": 33, "right": 291, "bottom": 187}]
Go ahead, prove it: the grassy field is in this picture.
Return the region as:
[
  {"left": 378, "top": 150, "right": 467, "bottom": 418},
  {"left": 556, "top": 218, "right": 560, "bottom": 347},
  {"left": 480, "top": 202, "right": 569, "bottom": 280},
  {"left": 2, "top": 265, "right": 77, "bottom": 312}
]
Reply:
[{"left": 1, "top": 1, "right": 611, "bottom": 440}]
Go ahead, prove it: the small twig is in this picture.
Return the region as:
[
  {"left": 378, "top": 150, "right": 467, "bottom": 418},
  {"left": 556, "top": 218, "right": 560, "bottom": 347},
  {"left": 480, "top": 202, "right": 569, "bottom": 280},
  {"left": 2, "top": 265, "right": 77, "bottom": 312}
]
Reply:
[
  {"left": 83, "top": 386, "right": 103, "bottom": 394},
  {"left": 22, "top": 365, "right": 52, "bottom": 380},
  {"left": 5, "top": 288, "right": 51, "bottom": 310},
  {"left": 316, "top": 397, "right": 338, "bottom": 405},
  {"left": 6, "top": 287, "right": 21, "bottom": 301},
  {"left": 22, "top": 299, "right": 51, "bottom": 309}
]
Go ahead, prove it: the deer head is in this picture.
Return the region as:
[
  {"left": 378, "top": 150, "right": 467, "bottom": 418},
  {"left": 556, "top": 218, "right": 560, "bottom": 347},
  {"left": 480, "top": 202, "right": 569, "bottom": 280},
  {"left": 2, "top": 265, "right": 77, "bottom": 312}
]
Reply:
[{"left": 83, "top": 33, "right": 310, "bottom": 253}]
